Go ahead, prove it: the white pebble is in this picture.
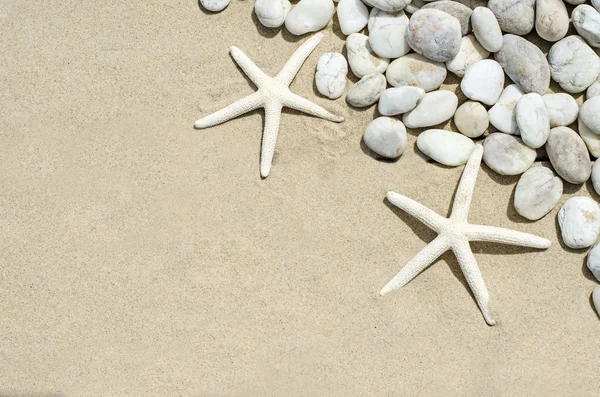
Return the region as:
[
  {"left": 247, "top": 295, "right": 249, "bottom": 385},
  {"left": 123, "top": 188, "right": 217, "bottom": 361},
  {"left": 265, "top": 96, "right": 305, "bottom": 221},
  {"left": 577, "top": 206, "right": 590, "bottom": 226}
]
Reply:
[
  {"left": 460, "top": 59, "right": 504, "bottom": 106},
  {"left": 592, "top": 160, "right": 600, "bottom": 197},
  {"left": 445, "top": 34, "right": 490, "bottom": 78},
  {"left": 200, "top": 0, "right": 230, "bottom": 12},
  {"left": 346, "top": 33, "right": 390, "bottom": 79},
  {"left": 515, "top": 93, "right": 550, "bottom": 149},
  {"left": 482, "top": 133, "right": 536, "bottom": 175},
  {"left": 417, "top": 129, "right": 475, "bottom": 166},
  {"left": 580, "top": 96, "right": 600, "bottom": 134},
  {"left": 402, "top": 90, "right": 459, "bottom": 129},
  {"left": 285, "top": 0, "right": 335, "bottom": 36},
  {"left": 471, "top": 7, "right": 503, "bottom": 52},
  {"left": 368, "top": 9, "right": 411, "bottom": 59},
  {"left": 454, "top": 101, "right": 489, "bottom": 138},
  {"left": 543, "top": 93, "right": 579, "bottom": 128},
  {"left": 488, "top": 84, "right": 524, "bottom": 135},
  {"left": 378, "top": 86, "right": 425, "bottom": 116},
  {"left": 337, "top": 0, "right": 369, "bottom": 35},
  {"left": 548, "top": 35, "right": 600, "bottom": 94},
  {"left": 535, "top": 0, "right": 569, "bottom": 42},
  {"left": 558, "top": 197, "right": 600, "bottom": 249},
  {"left": 386, "top": 54, "right": 447, "bottom": 92},
  {"left": 363, "top": 117, "right": 408, "bottom": 159},
  {"left": 254, "top": 0, "right": 291, "bottom": 28},
  {"left": 593, "top": 285, "right": 600, "bottom": 317},
  {"left": 315, "top": 53, "right": 348, "bottom": 99},
  {"left": 578, "top": 116, "right": 600, "bottom": 158},
  {"left": 346, "top": 73, "right": 387, "bottom": 107},
  {"left": 545, "top": 126, "right": 591, "bottom": 184},
  {"left": 586, "top": 240, "right": 600, "bottom": 281},
  {"left": 514, "top": 167, "right": 563, "bottom": 221}
]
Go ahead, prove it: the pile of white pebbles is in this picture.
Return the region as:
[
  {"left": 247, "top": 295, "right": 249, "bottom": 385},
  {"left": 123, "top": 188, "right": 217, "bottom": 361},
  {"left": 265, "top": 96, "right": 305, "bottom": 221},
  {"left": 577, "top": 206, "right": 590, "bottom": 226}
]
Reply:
[{"left": 201, "top": 0, "right": 600, "bottom": 313}]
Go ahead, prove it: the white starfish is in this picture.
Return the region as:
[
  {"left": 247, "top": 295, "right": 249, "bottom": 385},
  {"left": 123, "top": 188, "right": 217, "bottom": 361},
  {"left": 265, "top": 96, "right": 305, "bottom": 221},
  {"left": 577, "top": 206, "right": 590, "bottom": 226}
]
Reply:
[
  {"left": 194, "top": 33, "right": 344, "bottom": 177},
  {"left": 380, "top": 145, "right": 551, "bottom": 325}
]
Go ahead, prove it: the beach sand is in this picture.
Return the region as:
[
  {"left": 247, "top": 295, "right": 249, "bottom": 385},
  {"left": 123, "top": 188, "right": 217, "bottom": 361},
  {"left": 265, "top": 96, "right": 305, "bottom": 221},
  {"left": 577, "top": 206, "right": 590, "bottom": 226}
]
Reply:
[{"left": 1, "top": 1, "right": 599, "bottom": 395}]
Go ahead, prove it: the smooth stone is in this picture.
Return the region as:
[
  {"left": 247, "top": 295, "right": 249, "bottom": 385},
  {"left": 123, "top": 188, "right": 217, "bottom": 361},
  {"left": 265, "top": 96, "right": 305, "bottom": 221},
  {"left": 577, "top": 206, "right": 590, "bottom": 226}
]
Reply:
[
  {"left": 254, "top": 0, "right": 291, "bottom": 27},
  {"left": 402, "top": 90, "right": 458, "bottom": 128},
  {"left": 362, "top": 0, "right": 412, "bottom": 12},
  {"left": 545, "top": 126, "right": 591, "bottom": 184},
  {"left": 495, "top": 34, "right": 550, "bottom": 95},
  {"left": 471, "top": 7, "right": 503, "bottom": 52},
  {"left": 386, "top": 53, "right": 447, "bottom": 92},
  {"left": 441, "top": 0, "right": 487, "bottom": 9},
  {"left": 488, "top": 84, "right": 524, "bottom": 135},
  {"left": 548, "top": 36, "right": 600, "bottom": 94},
  {"left": 588, "top": 78, "right": 600, "bottom": 99},
  {"left": 593, "top": 160, "right": 600, "bottom": 196},
  {"left": 454, "top": 101, "right": 489, "bottom": 138},
  {"left": 594, "top": 0, "right": 600, "bottom": 11},
  {"left": 315, "top": 53, "right": 348, "bottom": 99},
  {"left": 543, "top": 93, "right": 579, "bottom": 128},
  {"left": 488, "top": 0, "right": 534, "bottom": 35},
  {"left": 514, "top": 167, "right": 563, "bottom": 221},
  {"left": 445, "top": 34, "right": 490, "bottom": 78},
  {"left": 586, "top": 240, "right": 600, "bottom": 281},
  {"left": 460, "top": 59, "right": 504, "bottom": 106},
  {"left": 579, "top": 116, "right": 600, "bottom": 158},
  {"left": 558, "top": 197, "right": 600, "bottom": 249},
  {"left": 580, "top": 96, "right": 600, "bottom": 134},
  {"left": 416, "top": 129, "right": 475, "bottom": 166},
  {"left": 363, "top": 117, "right": 408, "bottom": 159},
  {"left": 594, "top": 286, "right": 600, "bottom": 317},
  {"left": 515, "top": 93, "right": 550, "bottom": 149},
  {"left": 346, "top": 73, "right": 387, "bottom": 107},
  {"left": 200, "top": 0, "right": 230, "bottom": 11},
  {"left": 337, "top": 0, "right": 369, "bottom": 35},
  {"left": 406, "top": 9, "right": 462, "bottom": 62},
  {"left": 535, "top": 0, "right": 569, "bottom": 42},
  {"left": 378, "top": 86, "right": 425, "bottom": 116},
  {"left": 573, "top": 5, "right": 600, "bottom": 48},
  {"left": 368, "top": 9, "right": 411, "bottom": 59},
  {"left": 346, "top": 33, "right": 390, "bottom": 79},
  {"left": 421, "top": 1, "right": 472, "bottom": 36},
  {"left": 285, "top": 0, "right": 335, "bottom": 35},
  {"left": 482, "top": 133, "right": 536, "bottom": 175}
]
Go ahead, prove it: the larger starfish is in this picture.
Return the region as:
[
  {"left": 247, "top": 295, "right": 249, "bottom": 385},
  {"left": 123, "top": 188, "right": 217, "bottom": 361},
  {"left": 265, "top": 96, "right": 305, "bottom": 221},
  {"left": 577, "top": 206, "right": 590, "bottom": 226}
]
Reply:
[
  {"left": 380, "top": 145, "right": 551, "bottom": 325},
  {"left": 194, "top": 33, "right": 344, "bottom": 177}
]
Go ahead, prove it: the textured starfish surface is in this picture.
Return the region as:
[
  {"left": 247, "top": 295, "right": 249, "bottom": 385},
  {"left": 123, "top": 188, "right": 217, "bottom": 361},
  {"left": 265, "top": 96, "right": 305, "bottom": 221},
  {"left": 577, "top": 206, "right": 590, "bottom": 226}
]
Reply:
[
  {"left": 380, "top": 145, "right": 551, "bottom": 325},
  {"left": 194, "top": 33, "right": 344, "bottom": 177}
]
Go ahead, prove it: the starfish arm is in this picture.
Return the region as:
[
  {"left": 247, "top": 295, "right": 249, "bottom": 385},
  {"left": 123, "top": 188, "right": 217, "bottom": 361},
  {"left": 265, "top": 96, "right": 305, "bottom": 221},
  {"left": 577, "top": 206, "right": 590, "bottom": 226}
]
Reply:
[
  {"left": 380, "top": 236, "right": 450, "bottom": 296},
  {"left": 386, "top": 192, "right": 446, "bottom": 232},
  {"left": 283, "top": 92, "right": 344, "bottom": 122},
  {"left": 453, "top": 241, "right": 496, "bottom": 326},
  {"left": 276, "top": 33, "right": 324, "bottom": 87},
  {"left": 194, "top": 92, "right": 264, "bottom": 129},
  {"left": 260, "top": 102, "right": 283, "bottom": 178},
  {"left": 450, "top": 144, "right": 484, "bottom": 221},
  {"left": 230, "top": 46, "right": 270, "bottom": 87},
  {"left": 466, "top": 224, "right": 551, "bottom": 249}
]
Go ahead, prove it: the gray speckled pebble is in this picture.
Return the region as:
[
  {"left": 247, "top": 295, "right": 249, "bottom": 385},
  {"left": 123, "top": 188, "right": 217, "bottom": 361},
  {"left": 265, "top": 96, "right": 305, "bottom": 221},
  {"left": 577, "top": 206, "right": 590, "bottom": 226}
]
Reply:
[
  {"left": 407, "top": 9, "right": 462, "bottom": 62},
  {"left": 363, "top": 117, "right": 408, "bottom": 159},
  {"left": 488, "top": 0, "right": 534, "bottom": 35},
  {"left": 548, "top": 36, "right": 600, "bottom": 94},
  {"left": 421, "top": 1, "right": 472, "bottom": 36},
  {"left": 558, "top": 197, "right": 600, "bottom": 249},
  {"left": 346, "top": 73, "right": 387, "bottom": 108},
  {"left": 495, "top": 34, "right": 550, "bottom": 95},
  {"left": 545, "top": 127, "right": 591, "bottom": 184},
  {"left": 483, "top": 133, "right": 536, "bottom": 175},
  {"left": 514, "top": 166, "right": 563, "bottom": 221},
  {"left": 573, "top": 5, "right": 600, "bottom": 48}
]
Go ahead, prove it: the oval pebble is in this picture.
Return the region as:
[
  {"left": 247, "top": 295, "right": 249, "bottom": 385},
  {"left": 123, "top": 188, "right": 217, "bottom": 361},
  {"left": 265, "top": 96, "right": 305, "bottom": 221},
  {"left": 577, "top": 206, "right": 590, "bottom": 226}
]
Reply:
[
  {"left": 471, "top": 7, "right": 503, "bottom": 52},
  {"left": 460, "top": 59, "right": 504, "bottom": 106},
  {"left": 346, "top": 33, "right": 390, "bottom": 79},
  {"left": 588, "top": 78, "right": 600, "bottom": 99},
  {"left": 558, "top": 197, "right": 600, "bottom": 249},
  {"left": 548, "top": 36, "right": 600, "bottom": 94},
  {"left": 586, "top": 240, "right": 600, "bottom": 281},
  {"left": 363, "top": 117, "right": 408, "bottom": 159},
  {"left": 515, "top": 93, "right": 550, "bottom": 149},
  {"left": 454, "top": 101, "right": 489, "bottom": 138},
  {"left": 543, "top": 93, "right": 579, "bottom": 128},
  {"left": 545, "top": 127, "right": 591, "bottom": 184},
  {"left": 580, "top": 96, "right": 600, "bottom": 134},
  {"left": 592, "top": 160, "right": 600, "bottom": 196},
  {"left": 445, "top": 34, "right": 490, "bottom": 78},
  {"left": 337, "top": 0, "right": 369, "bottom": 35},
  {"left": 535, "top": 0, "right": 569, "bottom": 42},
  {"left": 346, "top": 73, "right": 387, "bottom": 108},
  {"left": 386, "top": 54, "right": 447, "bottom": 92},
  {"left": 378, "top": 86, "right": 425, "bottom": 116},
  {"left": 362, "top": 0, "right": 411, "bottom": 12},
  {"left": 368, "top": 9, "right": 411, "bottom": 59},
  {"left": 573, "top": 5, "right": 600, "bottom": 48},
  {"left": 417, "top": 129, "right": 475, "bottom": 166},
  {"left": 594, "top": 286, "right": 600, "bottom": 316},
  {"left": 403, "top": 90, "right": 458, "bottom": 128},
  {"left": 315, "top": 53, "right": 348, "bottom": 99},
  {"left": 514, "top": 167, "right": 563, "bottom": 221},
  {"left": 488, "top": 84, "right": 524, "bottom": 135},
  {"left": 482, "top": 133, "right": 536, "bottom": 175},
  {"left": 254, "top": 0, "right": 291, "bottom": 27},
  {"left": 488, "top": 0, "right": 535, "bottom": 35},
  {"left": 578, "top": 116, "right": 600, "bottom": 158},
  {"left": 200, "top": 0, "right": 230, "bottom": 12},
  {"left": 495, "top": 34, "right": 550, "bottom": 95},
  {"left": 285, "top": 0, "right": 335, "bottom": 36},
  {"left": 407, "top": 9, "right": 462, "bottom": 62},
  {"left": 421, "top": 1, "right": 472, "bottom": 36}
]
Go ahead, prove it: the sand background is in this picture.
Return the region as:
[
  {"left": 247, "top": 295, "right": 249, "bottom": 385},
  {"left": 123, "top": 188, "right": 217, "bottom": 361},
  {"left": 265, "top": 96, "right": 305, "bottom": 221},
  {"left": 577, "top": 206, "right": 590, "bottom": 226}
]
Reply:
[{"left": 1, "top": 1, "right": 599, "bottom": 396}]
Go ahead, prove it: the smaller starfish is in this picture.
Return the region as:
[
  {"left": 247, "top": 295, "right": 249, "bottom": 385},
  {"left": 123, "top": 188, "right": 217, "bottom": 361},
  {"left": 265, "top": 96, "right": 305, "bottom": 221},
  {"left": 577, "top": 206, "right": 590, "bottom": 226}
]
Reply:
[
  {"left": 194, "top": 33, "right": 344, "bottom": 177},
  {"left": 380, "top": 145, "right": 551, "bottom": 325}
]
